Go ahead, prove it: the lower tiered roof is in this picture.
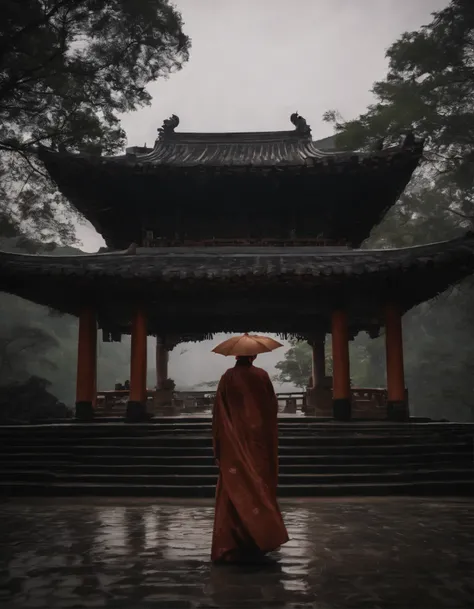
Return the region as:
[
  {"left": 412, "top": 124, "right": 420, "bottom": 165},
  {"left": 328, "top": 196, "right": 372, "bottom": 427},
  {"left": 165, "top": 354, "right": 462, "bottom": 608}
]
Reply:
[{"left": 0, "top": 233, "right": 473, "bottom": 339}]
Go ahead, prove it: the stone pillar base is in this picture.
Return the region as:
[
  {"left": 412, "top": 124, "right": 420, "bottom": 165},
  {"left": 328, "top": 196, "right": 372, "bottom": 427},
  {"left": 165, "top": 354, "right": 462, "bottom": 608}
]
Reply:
[
  {"left": 305, "top": 387, "right": 333, "bottom": 416},
  {"left": 75, "top": 401, "right": 94, "bottom": 421},
  {"left": 387, "top": 400, "right": 409, "bottom": 422},
  {"left": 154, "top": 389, "right": 173, "bottom": 406},
  {"left": 283, "top": 398, "right": 297, "bottom": 414},
  {"left": 125, "top": 401, "right": 148, "bottom": 423},
  {"left": 303, "top": 389, "right": 317, "bottom": 415},
  {"left": 333, "top": 398, "right": 352, "bottom": 421},
  {"left": 151, "top": 390, "right": 173, "bottom": 416}
]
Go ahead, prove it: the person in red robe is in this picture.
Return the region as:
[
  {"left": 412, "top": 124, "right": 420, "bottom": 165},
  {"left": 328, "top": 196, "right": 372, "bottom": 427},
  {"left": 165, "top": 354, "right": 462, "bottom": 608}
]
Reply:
[{"left": 211, "top": 354, "right": 289, "bottom": 563}]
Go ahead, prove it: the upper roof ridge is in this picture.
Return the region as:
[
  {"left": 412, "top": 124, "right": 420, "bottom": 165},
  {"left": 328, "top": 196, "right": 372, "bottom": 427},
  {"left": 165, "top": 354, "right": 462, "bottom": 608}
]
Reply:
[{"left": 156, "top": 112, "right": 312, "bottom": 144}]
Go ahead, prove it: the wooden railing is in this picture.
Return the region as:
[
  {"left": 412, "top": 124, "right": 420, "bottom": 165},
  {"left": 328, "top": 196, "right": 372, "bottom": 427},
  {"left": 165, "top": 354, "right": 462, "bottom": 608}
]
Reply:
[
  {"left": 96, "top": 390, "right": 153, "bottom": 417},
  {"left": 95, "top": 387, "right": 388, "bottom": 417},
  {"left": 352, "top": 388, "right": 387, "bottom": 408},
  {"left": 351, "top": 387, "right": 387, "bottom": 420}
]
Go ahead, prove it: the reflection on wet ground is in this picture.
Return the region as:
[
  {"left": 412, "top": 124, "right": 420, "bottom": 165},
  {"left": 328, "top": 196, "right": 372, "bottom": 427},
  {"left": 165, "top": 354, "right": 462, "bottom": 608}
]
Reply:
[{"left": 0, "top": 497, "right": 472, "bottom": 608}]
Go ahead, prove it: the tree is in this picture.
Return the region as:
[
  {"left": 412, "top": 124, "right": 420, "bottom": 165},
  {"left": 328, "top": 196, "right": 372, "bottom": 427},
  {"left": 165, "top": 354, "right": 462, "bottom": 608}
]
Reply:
[
  {"left": 322, "top": 0, "right": 474, "bottom": 420},
  {"left": 273, "top": 337, "right": 372, "bottom": 389},
  {"left": 0, "top": 235, "right": 148, "bottom": 407},
  {"left": 196, "top": 380, "right": 219, "bottom": 389},
  {"left": 0, "top": 0, "right": 190, "bottom": 241},
  {"left": 324, "top": 0, "right": 474, "bottom": 230},
  {"left": 0, "top": 376, "right": 71, "bottom": 423},
  {"left": 0, "top": 324, "right": 59, "bottom": 385},
  {"left": 273, "top": 340, "right": 313, "bottom": 389}
]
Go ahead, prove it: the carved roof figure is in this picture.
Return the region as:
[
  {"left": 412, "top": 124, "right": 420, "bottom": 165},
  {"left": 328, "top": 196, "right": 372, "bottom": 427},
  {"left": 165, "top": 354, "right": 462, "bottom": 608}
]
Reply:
[
  {"left": 290, "top": 112, "right": 311, "bottom": 137},
  {"left": 158, "top": 114, "right": 180, "bottom": 138}
]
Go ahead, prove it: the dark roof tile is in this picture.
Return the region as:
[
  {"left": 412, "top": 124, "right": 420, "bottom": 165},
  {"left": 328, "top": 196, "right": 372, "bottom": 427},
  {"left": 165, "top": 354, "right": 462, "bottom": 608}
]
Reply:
[{"left": 0, "top": 235, "right": 473, "bottom": 283}]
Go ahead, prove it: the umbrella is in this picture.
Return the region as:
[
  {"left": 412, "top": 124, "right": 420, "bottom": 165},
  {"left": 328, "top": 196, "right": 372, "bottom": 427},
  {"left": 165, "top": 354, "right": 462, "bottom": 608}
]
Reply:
[{"left": 212, "top": 333, "right": 283, "bottom": 357}]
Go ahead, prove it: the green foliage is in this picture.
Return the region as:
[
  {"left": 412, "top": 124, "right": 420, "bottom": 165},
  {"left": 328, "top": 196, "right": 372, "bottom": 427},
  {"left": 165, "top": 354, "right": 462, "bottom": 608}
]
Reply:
[
  {"left": 161, "top": 378, "right": 176, "bottom": 392},
  {"left": 320, "top": 0, "right": 474, "bottom": 421},
  {"left": 0, "top": 0, "right": 190, "bottom": 241},
  {"left": 196, "top": 380, "right": 219, "bottom": 389},
  {"left": 0, "top": 322, "right": 59, "bottom": 384},
  {"left": 0, "top": 376, "right": 72, "bottom": 423},
  {"left": 324, "top": 0, "right": 474, "bottom": 228},
  {"left": 273, "top": 339, "right": 313, "bottom": 388},
  {"left": 273, "top": 337, "right": 373, "bottom": 390},
  {"left": 0, "top": 236, "right": 162, "bottom": 410}
]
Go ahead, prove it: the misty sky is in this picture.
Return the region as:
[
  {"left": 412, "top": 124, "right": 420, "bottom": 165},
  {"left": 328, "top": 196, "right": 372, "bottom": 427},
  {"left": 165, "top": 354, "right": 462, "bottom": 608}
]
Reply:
[{"left": 76, "top": 0, "right": 449, "bottom": 389}]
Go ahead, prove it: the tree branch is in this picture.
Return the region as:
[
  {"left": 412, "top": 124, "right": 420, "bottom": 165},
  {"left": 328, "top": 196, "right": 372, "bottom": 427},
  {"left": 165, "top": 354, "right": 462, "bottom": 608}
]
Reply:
[
  {"left": 440, "top": 206, "right": 474, "bottom": 220},
  {"left": 15, "top": 150, "right": 50, "bottom": 181},
  {"left": 0, "top": 0, "right": 76, "bottom": 61}
]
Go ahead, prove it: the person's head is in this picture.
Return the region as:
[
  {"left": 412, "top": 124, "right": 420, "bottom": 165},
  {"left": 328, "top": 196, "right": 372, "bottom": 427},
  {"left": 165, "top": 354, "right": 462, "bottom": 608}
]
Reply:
[{"left": 235, "top": 355, "right": 256, "bottom": 365}]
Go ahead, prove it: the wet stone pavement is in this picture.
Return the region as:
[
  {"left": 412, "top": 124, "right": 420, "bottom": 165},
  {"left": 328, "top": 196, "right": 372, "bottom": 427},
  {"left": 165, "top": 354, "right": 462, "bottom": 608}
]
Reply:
[{"left": 0, "top": 498, "right": 472, "bottom": 609}]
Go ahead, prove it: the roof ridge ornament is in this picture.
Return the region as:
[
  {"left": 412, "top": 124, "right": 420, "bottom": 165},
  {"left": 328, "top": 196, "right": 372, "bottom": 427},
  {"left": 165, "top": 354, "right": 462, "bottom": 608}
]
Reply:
[
  {"left": 290, "top": 112, "right": 311, "bottom": 137},
  {"left": 158, "top": 114, "right": 180, "bottom": 139}
]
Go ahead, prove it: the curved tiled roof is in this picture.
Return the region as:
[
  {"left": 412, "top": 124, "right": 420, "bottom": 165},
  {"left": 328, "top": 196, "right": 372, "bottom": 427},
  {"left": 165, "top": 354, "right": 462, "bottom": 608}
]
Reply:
[
  {"left": 1, "top": 234, "right": 473, "bottom": 336},
  {"left": 125, "top": 130, "right": 344, "bottom": 167},
  {"left": 35, "top": 115, "right": 424, "bottom": 250},
  {"left": 109, "top": 132, "right": 421, "bottom": 169},
  {"left": 115, "top": 114, "right": 419, "bottom": 167},
  {"left": 0, "top": 234, "right": 472, "bottom": 285},
  {"left": 39, "top": 113, "right": 423, "bottom": 169}
]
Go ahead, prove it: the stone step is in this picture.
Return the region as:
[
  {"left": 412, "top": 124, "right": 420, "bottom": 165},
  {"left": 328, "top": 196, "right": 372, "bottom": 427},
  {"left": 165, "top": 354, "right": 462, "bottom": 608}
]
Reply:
[
  {"left": 19, "top": 416, "right": 471, "bottom": 423},
  {"left": 74, "top": 442, "right": 474, "bottom": 456},
  {"left": 141, "top": 415, "right": 437, "bottom": 422},
  {"left": 1, "top": 434, "right": 469, "bottom": 447},
  {"left": 58, "top": 460, "right": 474, "bottom": 475},
  {"left": 0, "top": 451, "right": 72, "bottom": 460},
  {"left": 0, "top": 429, "right": 424, "bottom": 437},
  {"left": 1, "top": 431, "right": 468, "bottom": 442},
  {"left": 1, "top": 461, "right": 72, "bottom": 470},
  {"left": 1, "top": 451, "right": 469, "bottom": 468},
  {"left": 0, "top": 478, "right": 472, "bottom": 498},
  {"left": 0, "top": 470, "right": 55, "bottom": 482},
  {"left": 0, "top": 422, "right": 471, "bottom": 498},
  {"left": 57, "top": 468, "right": 474, "bottom": 484},
  {"left": 73, "top": 451, "right": 473, "bottom": 466},
  {"left": 0, "top": 445, "right": 76, "bottom": 454},
  {"left": 0, "top": 442, "right": 471, "bottom": 458},
  {"left": 0, "top": 441, "right": 472, "bottom": 458},
  {"left": 1, "top": 421, "right": 471, "bottom": 433},
  {"left": 2, "top": 458, "right": 471, "bottom": 476},
  {"left": 1, "top": 467, "right": 472, "bottom": 486}
]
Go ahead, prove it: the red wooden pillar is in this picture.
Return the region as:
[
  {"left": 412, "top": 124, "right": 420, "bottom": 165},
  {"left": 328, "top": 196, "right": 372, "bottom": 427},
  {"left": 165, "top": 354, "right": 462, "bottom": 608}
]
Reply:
[
  {"left": 331, "top": 309, "right": 351, "bottom": 420},
  {"left": 156, "top": 337, "right": 169, "bottom": 390},
  {"left": 75, "top": 308, "right": 97, "bottom": 421},
  {"left": 126, "top": 308, "right": 148, "bottom": 422},
  {"left": 385, "top": 303, "right": 408, "bottom": 421},
  {"left": 92, "top": 338, "right": 97, "bottom": 409},
  {"left": 311, "top": 336, "right": 326, "bottom": 388}
]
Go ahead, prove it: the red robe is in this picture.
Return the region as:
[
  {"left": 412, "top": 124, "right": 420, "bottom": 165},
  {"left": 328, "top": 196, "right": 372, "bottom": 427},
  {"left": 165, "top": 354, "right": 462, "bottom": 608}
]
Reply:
[{"left": 211, "top": 361, "right": 289, "bottom": 563}]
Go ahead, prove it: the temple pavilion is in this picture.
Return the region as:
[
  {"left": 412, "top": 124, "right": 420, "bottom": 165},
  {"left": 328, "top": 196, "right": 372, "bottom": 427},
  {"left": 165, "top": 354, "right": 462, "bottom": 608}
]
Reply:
[{"left": 1, "top": 113, "right": 474, "bottom": 422}]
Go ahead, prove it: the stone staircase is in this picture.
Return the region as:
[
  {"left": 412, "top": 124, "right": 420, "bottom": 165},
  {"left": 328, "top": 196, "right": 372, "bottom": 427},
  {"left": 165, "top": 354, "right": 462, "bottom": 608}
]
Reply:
[{"left": 0, "top": 419, "right": 472, "bottom": 497}]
